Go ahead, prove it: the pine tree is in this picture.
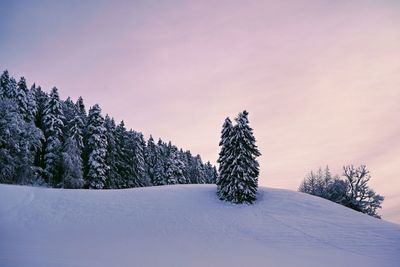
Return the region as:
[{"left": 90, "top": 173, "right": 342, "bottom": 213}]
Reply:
[
  {"left": 0, "top": 71, "right": 18, "bottom": 100},
  {"left": 61, "top": 138, "right": 84, "bottom": 189},
  {"left": 218, "top": 111, "right": 261, "bottom": 204},
  {"left": 153, "top": 139, "right": 167, "bottom": 186},
  {"left": 217, "top": 117, "right": 233, "bottom": 194},
  {"left": 42, "top": 87, "right": 65, "bottom": 186},
  {"left": 75, "top": 96, "right": 87, "bottom": 126},
  {"left": 104, "top": 115, "right": 121, "bottom": 189},
  {"left": 212, "top": 166, "right": 218, "bottom": 184},
  {"left": 61, "top": 106, "right": 84, "bottom": 189},
  {"left": 134, "top": 132, "right": 147, "bottom": 186},
  {"left": 62, "top": 97, "right": 76, "bottom": 123},
  {"left": 114, "top": 121, "right": 129, "bottom": 188},
  {"left": 124, "top": 130, "right": 145, "bottom": 187},
  {"left": 193, "top": 155, "right": 206, "bottom": 184},
  {"left": 0, "top": 98, "right": 43, "bottom": 184},
  {"left": 178, "top": 149, "right": 190, "bottom": 183},
  {"left": 4, "top": 77, "right": 17, "bottom": 100},
  {"left": 75, "top": 96, "right": 90, "bottom": 180},
  {"left": 32, "top": 86, "right": 48, "bottom": 175},
  {"left": 32, "top": 86, "right": 48, "bottom": 128},
  {"left": 16, "top": 77, "right": 36, "bottom": 122},
  {"left": 145, "top": 135, "right": 158, "bottom": 185},
  {"left": 184, "top": 151, "right": 196, "bottom": 183},
  {"left": 165, "top": 147, "right": 186, "bottom": 185},
  {"left": 205, "top": 161, "right": 217, "bottom": 184},
  {"left": 0, "top": 70, "right": 10, "bottom": 99},
  {"left": 86, "top": 104, "right": 109, "bottom": 189},
  {"left": 26, "top": 83, "right": 38, "bottom": 123}
]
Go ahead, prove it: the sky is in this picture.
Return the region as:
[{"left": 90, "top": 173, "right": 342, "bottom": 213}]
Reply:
[{"left": 0, "top": 0, "right": 399, "bottom": 223}]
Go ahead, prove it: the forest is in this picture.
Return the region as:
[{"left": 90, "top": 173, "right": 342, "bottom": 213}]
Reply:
[{"left": 0, "top": 70, "right": 217, "bottom": 189}]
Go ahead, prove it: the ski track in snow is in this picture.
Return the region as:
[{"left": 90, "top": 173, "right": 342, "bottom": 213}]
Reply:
[{"left": 0, "top": 184, "right": 399, "bottom": 267}]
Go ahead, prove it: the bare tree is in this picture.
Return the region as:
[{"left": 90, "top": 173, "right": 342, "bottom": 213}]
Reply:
[
  {"left": 299, "top": 165, "right": 384, "bottom": 219},
  {"left": 342, "top": 165, "right": 384, "bottom": 218}
]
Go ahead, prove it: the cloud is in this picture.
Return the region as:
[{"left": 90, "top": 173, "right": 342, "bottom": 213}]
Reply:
[{"left": 1, "top": 0, "right": 399, "bottom": 223}]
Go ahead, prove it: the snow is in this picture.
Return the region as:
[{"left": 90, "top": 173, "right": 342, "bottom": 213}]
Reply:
[{"left": 0, "top": 184, "right": 399, "bottom": 267}]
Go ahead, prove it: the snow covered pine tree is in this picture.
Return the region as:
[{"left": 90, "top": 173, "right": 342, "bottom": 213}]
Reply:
[
  {"left": 42, "top": 87, "right": 65, "bottom": 186},
  {"left": 86, "top": 104, "right": 109, "bottom": 189},
  {"left": 217, "top": 111, "right": 261, "bottom": 204}
]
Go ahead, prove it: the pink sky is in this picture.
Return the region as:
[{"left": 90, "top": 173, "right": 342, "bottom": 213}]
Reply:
[{"left": 1, "top": 0, "right": 399, "bottom": 223}]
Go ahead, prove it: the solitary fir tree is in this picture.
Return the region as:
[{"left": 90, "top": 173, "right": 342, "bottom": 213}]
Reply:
[{"left": 217, "top": 111, "right": 261, "bottom": 204}]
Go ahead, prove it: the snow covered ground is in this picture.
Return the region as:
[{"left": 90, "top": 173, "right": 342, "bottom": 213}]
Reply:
[{"left": 0, "top": 184, "right": 399, "bottom": 267}]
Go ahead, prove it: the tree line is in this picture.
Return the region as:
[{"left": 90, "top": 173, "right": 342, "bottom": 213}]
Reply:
[
  {"left": 298, "top": 165, "right": 384, "bottom": 218},
  {"left": 0, "top": 70, "right": 217, "bottom": 189}
]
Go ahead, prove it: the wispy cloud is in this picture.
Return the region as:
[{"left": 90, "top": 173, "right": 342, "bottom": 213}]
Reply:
[{"left": 1, "top": 0, "right": 399, "bottom": 222}]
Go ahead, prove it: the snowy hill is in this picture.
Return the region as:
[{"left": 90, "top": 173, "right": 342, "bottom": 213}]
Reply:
[{"left": 0, "top": 184, "right": 399, "bottom": 267}]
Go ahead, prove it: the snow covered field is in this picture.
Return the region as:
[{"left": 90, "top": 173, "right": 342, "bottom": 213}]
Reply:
[{"left": 0, "top": 184, "right": 399, "bottom": 267}]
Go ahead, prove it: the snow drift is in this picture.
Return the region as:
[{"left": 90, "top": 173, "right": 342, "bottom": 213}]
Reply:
[{"left": 0, "top": 184, "right": 399, "bottom": 267}]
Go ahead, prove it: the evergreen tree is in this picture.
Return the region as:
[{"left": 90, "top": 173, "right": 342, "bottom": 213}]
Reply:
[
  {"left": 16, "top": 77, "right": 36, "bottom": 122},
  {"left": 205, "top": 161, "right": 218, "bottom": 184},
  {"left": 61, "top": 138, "right": 84, "bottom": 189},
  {"left": 193, "top": 155, "right": 206, "bottom": 184},
  {"left": 124, "top": 130, "right": 145, "bottom": 187},
  {"left": 32, "top": 86, "right": 48, "bottom": 128},
  {"left": 152, "top": 139, "right": 167, "bottom": 186},
  {"left": 75, "top": 96, "right": 88, "bottom": 127},
  {"left": 178, "top": 149, "right": 190, "bottom": 183},
  {"left": 86, "top": 104, "right": 108, "bottom": 189},
  {"left": 76, "top": 96, "right": 86, "bottom": 116},
  {"left": 62, "top": 97, "right": 76, "bottom": 123},
  {"left": 0, "top": 70, "right": 10, "bottom": 99},
  {"left": 145, "top": 135, "right": 157, "bottom": 185},
  {"left": 75, "top": 96, "right": 90, "bottom": 180},
  {"left": 4, "top": 77, "right": 17, "bottom": 100},
  {"left": 27, "top": 83, "right": 38, "bottom": 122},
  {"left": 217, "top": 117, "right": 233, "bottom": 194},
  {"left": 114, "top": 121, "right": 129, "bottom": 188},
  {"left": 134, "top": 132, "right": 147, "bottom": 185},
  {"left": 184, "top": 150, "right": 196, "bottom": 183},
  {"left": 165, "top": 147, "right": 186, "bottom": 185},
  {"left": 212, "top": 166, "right": 218, "bottom": 184},
  {"left": 0, "top": 99, "right": 43, "bottom": 184},
  {"left": 42, "top": 87, "right": 65, "bottom": 186},
  {"left": 32, "top": 86, "right": 48, "bottom": 174},
  {"left": 61, "top": 107, "right": 84, "bottom": 189},
  {"left": 218, "top": 111, "right": 261, "bottom": 204},
  {"left": 104, "top": 115, "right": 121, "bottom": 189}
]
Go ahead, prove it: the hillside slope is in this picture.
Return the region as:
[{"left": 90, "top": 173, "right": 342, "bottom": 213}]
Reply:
[{"left": 0, "top": 184, "right": 399, "bottom": 267}]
